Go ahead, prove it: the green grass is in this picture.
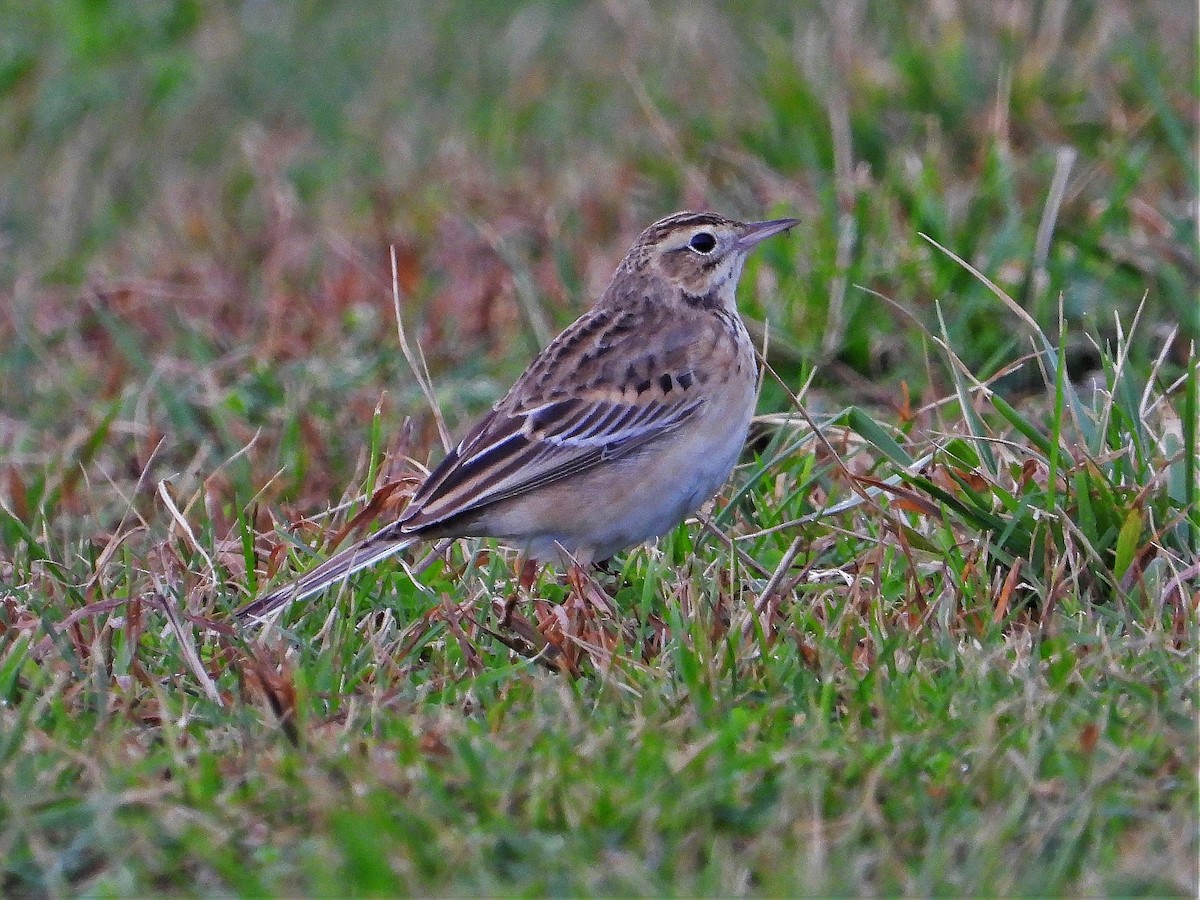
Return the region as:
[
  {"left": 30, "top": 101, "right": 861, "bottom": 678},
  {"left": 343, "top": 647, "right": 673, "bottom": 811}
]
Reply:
[{"left": 0, "top": 1, "right": 1196, "bottom": 895}]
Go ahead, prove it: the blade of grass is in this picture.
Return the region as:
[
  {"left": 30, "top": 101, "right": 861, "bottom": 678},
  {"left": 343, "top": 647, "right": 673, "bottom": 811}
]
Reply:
[
  {"left": 920, "top": 232, "right": 1097, "bottom": 450},
  {"left": 843, "top": 407, "right": 914, "bottom": 467},
  {"left": 1186, "top": 347, "right": 1198, "bottom": 553},
  {"left": 935, "top": 300, "right": 998, "bottom": 475}
]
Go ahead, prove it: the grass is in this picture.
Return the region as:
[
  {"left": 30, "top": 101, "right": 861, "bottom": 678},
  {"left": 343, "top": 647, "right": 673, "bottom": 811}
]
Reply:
[{"left": 0, "top": 0, "right": 1196, "bottom": 895}]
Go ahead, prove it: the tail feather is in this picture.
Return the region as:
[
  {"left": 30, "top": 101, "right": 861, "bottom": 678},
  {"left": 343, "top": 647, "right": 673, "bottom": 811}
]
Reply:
[{"left": 237, "top": 532, "right": 417, "bottom": 622}]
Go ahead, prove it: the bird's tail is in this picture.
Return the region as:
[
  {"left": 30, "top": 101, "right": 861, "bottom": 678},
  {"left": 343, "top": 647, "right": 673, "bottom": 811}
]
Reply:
[{"left": 237, "top": 529, "right": 417, "bottom": 622}]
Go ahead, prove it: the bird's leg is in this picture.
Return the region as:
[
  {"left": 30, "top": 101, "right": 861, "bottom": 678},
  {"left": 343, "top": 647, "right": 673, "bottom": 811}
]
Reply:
[
  {"left": 567, "top": 562, "right": 619, "bottom": 618},
  {"left": 502, "top": 556, "right": 539, "bottom": 627},
  {"left": 519, "top": 557, "right": 539, "bottom": 593},
  {"left": 566, "top": 562, "right": 587, "bottom": 603}
]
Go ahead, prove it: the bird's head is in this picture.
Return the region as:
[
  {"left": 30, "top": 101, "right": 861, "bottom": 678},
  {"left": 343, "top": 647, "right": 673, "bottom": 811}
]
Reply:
[{"left": 623, "top": 211, "right": 799, "bottom": 310}]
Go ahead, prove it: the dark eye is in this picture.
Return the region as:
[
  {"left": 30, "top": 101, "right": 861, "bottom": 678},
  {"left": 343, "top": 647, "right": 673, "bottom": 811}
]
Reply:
[{"left": 688, "top": 232, "right": 717, "bottom": 254}]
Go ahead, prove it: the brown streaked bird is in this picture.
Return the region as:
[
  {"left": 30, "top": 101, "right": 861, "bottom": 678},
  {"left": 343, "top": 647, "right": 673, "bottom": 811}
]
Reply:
[{"left": 238, "top": 211, "right": 798, "bottom": 622}]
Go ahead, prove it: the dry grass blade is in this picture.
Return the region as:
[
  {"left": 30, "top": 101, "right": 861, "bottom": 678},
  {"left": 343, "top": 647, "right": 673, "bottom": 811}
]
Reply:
[
  {"left": 158, "top": 480, "right": 217, "bottom": 587},
  {"left": 391, "top": 245, "right": 452, "bottom": 453},
  {"left": 30, "top": 597, "right": 127, "bottom": 661},
  {"left": 737, "top": 452, "right": 934, "bottom": 540},
  {"left": 440, "top": 597, "right": 484, "bottom": 674},
  {"left": 1027, "top": 145, "right": 1077, "bottom": 304},
  {"left": 471, "top": 609, "right": 560, "bottom": 674},
  {"left": 696, "top": 513, "right": 772, "bottom": 578},
  {"left": 474, "top": 218, "right": 554, "bottom": 351},
  {"left": 993, "top": 557, "right": 1024, "bottom": 624},
  {"left": 747, "top": 531, "right": 806, "bottom": 634},
  {"left": 326, "top": 477, "right": 420, "bottom": 550},
  {"left": 754, "top": 351, "right": 882, "bottom": 513},
  {"left": 152, "top": 584, "right": 223, "bottom": 706},
  {"left": 919, "top": 233, "right": 1044, "bottom": 336},
  {"left": 239, "top": 644, "right": 300, "bottom": 744}
]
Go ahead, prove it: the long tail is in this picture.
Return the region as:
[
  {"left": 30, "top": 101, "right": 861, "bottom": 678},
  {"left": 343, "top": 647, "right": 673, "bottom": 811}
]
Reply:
[{"left": 237, "top": 529, "right": 417, "bottom": 622}]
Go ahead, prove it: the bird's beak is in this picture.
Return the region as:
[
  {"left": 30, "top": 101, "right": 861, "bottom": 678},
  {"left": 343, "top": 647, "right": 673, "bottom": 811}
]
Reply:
[{"left": 736, "top": 217, "right": 800, "bottom": 251}]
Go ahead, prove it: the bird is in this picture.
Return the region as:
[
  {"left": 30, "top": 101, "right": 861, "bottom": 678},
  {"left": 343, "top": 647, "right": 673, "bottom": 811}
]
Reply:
[{"left": 237, "top": 210, "right": 799, "bottom": 622}]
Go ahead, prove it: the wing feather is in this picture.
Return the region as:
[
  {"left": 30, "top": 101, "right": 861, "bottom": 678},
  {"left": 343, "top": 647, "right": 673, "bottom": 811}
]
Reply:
[
  {"left": 397, "top": 298, "right": 709, "bottom": 533},
  {"left": 399, "top": 394, "right": 700, "bottom": 531}
]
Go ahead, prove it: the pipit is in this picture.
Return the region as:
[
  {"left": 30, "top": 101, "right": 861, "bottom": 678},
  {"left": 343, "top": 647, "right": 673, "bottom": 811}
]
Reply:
[{"left": 238, "top": 210, "right": 798, "bottom": 621}]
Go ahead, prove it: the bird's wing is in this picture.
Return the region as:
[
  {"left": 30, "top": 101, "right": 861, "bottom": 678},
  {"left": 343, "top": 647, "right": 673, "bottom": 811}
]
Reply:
[
  {"left": 399, "top": 300, "right": 709, "bottom": 532},
  {"left": 399, "top": 393, "right": 701, "bottom": 531}
]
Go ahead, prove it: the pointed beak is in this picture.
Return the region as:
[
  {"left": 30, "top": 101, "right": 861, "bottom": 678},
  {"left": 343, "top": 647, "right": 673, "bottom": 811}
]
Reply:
[{"left": 736, "top": 217, "right": 800, "bottom": 251}]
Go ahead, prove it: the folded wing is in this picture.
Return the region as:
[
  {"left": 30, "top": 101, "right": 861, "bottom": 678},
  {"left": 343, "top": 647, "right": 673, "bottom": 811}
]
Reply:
[{"left": 399, "top": 390, "right": 702, "bottom": 532}]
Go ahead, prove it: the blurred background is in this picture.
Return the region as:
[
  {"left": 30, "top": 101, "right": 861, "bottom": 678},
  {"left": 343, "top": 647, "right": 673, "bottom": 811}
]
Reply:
[{"left": 0, "top": 0, "right": 1195, "bottom": 530}]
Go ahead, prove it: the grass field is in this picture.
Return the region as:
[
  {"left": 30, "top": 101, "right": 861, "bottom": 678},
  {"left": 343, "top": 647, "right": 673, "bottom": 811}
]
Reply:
[{"left": 1, "top": 1, "right": 1197, "bottom": 895}]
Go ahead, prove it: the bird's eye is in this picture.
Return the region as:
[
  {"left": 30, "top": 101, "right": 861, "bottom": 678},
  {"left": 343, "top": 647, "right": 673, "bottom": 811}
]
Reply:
[{"left": 688, "top": 232, "right": 717, "bottom": 254}]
